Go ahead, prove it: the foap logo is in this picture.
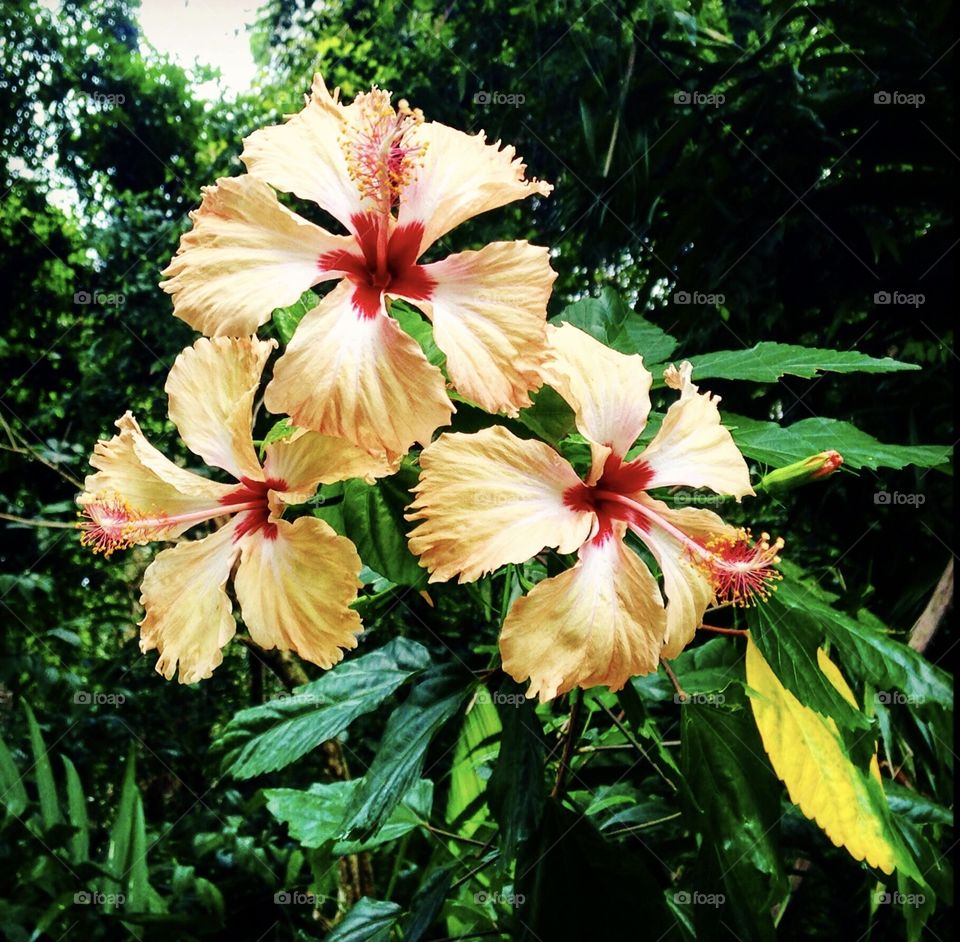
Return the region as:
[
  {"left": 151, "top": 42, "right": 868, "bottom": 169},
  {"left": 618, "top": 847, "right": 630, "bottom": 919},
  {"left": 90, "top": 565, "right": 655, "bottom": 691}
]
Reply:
[
  {"left": 274, "top": 890, "right": 318, "bottom": 905},
  {"left": 674, "top": 692, "right": 726, "bottom": 706},
  {"left": 873, "top": 290, "right": 924, "bottom": 308},
  {"left": 74, "top": 890, "right": 126, "bottom": 906},
  {"left": 473, "top": 90, "right": 526, "bottom": 108},
  {"left": 876, "top": 691, "right": 925, "bottom": 706},
  {"left": 674, "top": 90, "right": 725, "bottom": 108},
  {"left": 74, "top": 290, "right": 126, "bottom": 306},
  {"left": 875, "top": 890, "right": 926, "bottom": 907},
  {"left": 474, "top": 890, "right": 526, "bottom": 905},
  {"left": 873, "top": 91, "right": 925, "bottom": 108},
  {"left": 874, "top": 491, "right": 925, "bottom": 507},
  {"left": 74, "top": 690, "right": 126, "bottom": 706},
  {"left": 673, "top": 290, "right": 725, "bottom": 306},
  {"left": 90, "top": 92, "right": 126, "bottom": 107},
  {"left": 475, "top": 689, "right": 527, "bottom": 707}
]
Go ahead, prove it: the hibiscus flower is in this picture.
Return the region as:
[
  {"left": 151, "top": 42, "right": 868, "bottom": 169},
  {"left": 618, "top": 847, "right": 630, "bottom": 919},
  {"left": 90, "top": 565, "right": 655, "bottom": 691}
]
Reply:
[
  {"left": 407, "top": 324, "right": 782, "bottom": 700},
  {"left": 78, "top": 336, "right": 393, "bottom": 683},
  {"left": 160, "top": 75, "right": 556, "bottom": 459}
]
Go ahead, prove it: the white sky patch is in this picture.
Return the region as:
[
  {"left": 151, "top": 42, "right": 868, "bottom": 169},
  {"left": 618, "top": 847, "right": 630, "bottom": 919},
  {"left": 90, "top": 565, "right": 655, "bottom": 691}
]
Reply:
[{"left": 138, "top": 0, "right": 260, "bottom": 99}]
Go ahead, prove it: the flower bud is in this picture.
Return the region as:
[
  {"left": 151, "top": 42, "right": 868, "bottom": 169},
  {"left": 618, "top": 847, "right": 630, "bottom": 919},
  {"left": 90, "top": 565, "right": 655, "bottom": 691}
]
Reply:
[{"left": 759, "top": 451, "right": 843, "bottom": 492}]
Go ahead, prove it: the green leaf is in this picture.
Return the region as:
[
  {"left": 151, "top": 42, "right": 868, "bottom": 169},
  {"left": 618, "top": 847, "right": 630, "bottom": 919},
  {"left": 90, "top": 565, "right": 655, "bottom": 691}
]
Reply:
[
  {"left": 445, "top": 693, "right": 501, "bottom": 838},
  {"left": 515, "top": 384, "right": 575, "bottom": 446},
  {"left": 672, "top": 342, "right": 920, "bottom": 383},
  {"left": 0, "top": 730, "right": 28, "bottom": 817},
  {"left": 515, "top": 800, "right": 684, "bottom": 941},
  {"left": 391, "top": 300, "right": 445, "bottom": 367},
  {"left": 338, "top": 666, "right": 470, "bottom": 842},
  {"left": 554, "top": 286, "right": 678, "bottom": 363},
  {"left": 23, "top": 703, "right": 60, "bottom": 830},
  {"left": 747, "top": 595, "right": 872, "bottom": 730},
  {"left": 681, "top": 687, "right": 788, "bottom": 941},
  {"left": 402, "top": 864, "right": 457, "bottom": 942},
  {"left": 325, "top": 897, "right": 402, "bottom": 942},
  {"left": 265, "top": 778, "right": 433, "bottom": 854},
  {"left": 272, "top": 289, "right": 318, "bottom": 346},
  {"left": 341, "top": 466, "right": 426, "bottom": 588},
  {"left": 218, "top": 638, "right": 430, "bottom": 779},
  {"left": 61, "top": 756, "right": 89, "bottom": 863},
  {"left": 631, "top": 636, "right": 742, "bottom": 703},
  {"left": 724, "top": 413, "right": 951, "bottom": 471},
  {"left": 487, "top": 681, "right": 547, "bottom": 869},
  {"left": 775, "top": 576, "right": 952, "bottom": 711}
]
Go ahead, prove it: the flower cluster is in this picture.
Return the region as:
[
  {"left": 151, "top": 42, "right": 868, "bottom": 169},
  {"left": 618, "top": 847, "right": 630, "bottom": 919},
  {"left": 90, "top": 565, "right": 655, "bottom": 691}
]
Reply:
[{"left": 80, "top": 74, "right": 781, "bottom": 695}]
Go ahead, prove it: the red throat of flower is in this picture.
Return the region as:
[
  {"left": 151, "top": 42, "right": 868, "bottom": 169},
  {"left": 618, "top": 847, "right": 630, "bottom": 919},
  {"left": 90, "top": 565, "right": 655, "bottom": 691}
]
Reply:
[{"left": 78, "top": 478, "right": 287, "bottom": 557}]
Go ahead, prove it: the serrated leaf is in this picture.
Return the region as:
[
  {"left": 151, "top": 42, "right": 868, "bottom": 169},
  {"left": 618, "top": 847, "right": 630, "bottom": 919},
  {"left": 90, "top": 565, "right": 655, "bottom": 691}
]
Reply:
[
  {"left": 745, "top": 638, "right": 918, "bottom": 877},
  {"left": 554, "top": 286, "right": 678, "bottom": 363},
  {"left": 391, "top": 300, "right": 445, "bottom": 367},
  {"left": 724, "top": 413, "right": 951, "bottom": 471},
  {"left": 325, "top": 897, "right": 402, "bottom": 942},
  {"left": 672, "top": 342, "right": 920, "bottom": 383},
  {"left": 217, "top": 638, "right": 430, "bottom": 779},
  {"left": 272, "top": 289, "right": 318, "bottom": 345},
  {"left": 747, "top": 593, "right": 871, "bottom": 730},
  {"left": 342, "top": 469, "right": 427, "bottom": 588},
  {"left": 681, "top": 686, "right": 787, "bottom": 941},
  {"left": 265, "top": 778, "right": 432, "bottom": 854},
  {"left": 775, "top": 576, "right": 952, "bottom": 711},
  {"left": 23, "top": 703, "right": 60, "bottom": 830},
  {"left": 338, "top": 666, "right": 469, "bottom": 842}
]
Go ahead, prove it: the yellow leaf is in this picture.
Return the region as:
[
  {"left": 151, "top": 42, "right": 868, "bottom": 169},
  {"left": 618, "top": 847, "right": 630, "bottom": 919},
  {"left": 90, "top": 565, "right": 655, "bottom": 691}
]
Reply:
[{"left": 745, "top": 637, "right": 895, "bottom": 873}]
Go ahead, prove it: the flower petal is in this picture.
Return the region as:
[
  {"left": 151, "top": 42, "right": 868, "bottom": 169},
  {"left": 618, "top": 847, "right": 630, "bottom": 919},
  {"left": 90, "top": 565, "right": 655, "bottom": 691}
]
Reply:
[
  {"left": 80, "top": 412, "right": 234, "bottom": 535},
  {"left": 397, "top": 122, "right": 552, "bottom": 254},
  {"left": 635, "top": 363, "right": 754, "bottom": 499},
  {"left": 160, "top": 175, "right": 353, "bottom": 336},
  {"left": 407, "top": 426, "right": 593, "bottom": 583},
  {"left": 412, "top": 241, "right": 554, "bottom": 416},
  {"left": 544, "top": 323, "right": 652, "bottom": 482},
  {"left": 241, "top": 74, "right": 369, "bottom": 232},
  {"left": 166, "top": 336, "right": 273, "bottom": 483},
  {"left": 500, "top": 532, "right": 666, "bottom": 701},
  {"left": 264, "top": 281, "right": 454, "bottom": 458},
  {"left": 263, "top": 428, "right": 399, "bottom": 502},
  {"left": 233, "top": 516, "right": 362, "bottom": 669},
  {"left": 632, "top": 496, "right": 736, "bottom": 658},
  {"left": 138, "top": 520, "right": 241, "bottom": 683}
]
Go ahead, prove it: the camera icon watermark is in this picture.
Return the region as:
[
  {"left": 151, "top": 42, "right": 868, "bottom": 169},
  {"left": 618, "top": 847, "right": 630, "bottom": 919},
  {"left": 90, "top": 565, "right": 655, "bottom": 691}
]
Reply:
[
  {"left": 73, "top": 290, "right": 126, "bottom": 306},
  {"left": 674, "top": 90, "right": 725, "bottom": 108},
  {"left": 874, "top": 491, "right": 925, "bottom": 507},
  {"left": 873, "top": 91, "right": 924, "bottom": 108},
  {"left": 74, "top": 690, "right": 126, "bottom": 706},
  {"left": 473, "top": 90, "right": 525, "bottom": 108},
  {"left": 873, "top": 290, "right": 924, "bottom": 307},
  {"left": 673, "top": 290, "right": 725, "bottom": 306}
]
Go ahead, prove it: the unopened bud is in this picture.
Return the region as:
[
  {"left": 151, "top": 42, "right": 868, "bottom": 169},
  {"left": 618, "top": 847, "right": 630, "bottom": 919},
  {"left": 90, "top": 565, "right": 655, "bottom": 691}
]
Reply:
[{"left": 759, "top": 451, "right": 843, "bottom": 492}]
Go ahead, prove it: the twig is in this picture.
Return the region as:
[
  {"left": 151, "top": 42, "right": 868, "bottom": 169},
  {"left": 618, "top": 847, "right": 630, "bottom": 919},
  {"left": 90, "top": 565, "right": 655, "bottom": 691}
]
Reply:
[
  {"left": 423, "top": 822, "right": 490, "bottom": 848},
  {"left": 0, "top": 413, "right": 84, "bottom": 489},
  {"left": 909, "top": 558, "right": 953, "bottom": 653},
  {"left": 699, "top": 623, "right": 748, "bottom": 636},
  {"left": 660, "top": 658, "right": 687, "bottom": 701},
  {"left": 550, "top": 689, "right": 582, "bottom": 799},
  {"left": 0, "top": 512, "right": 75, "bottom": 529}
]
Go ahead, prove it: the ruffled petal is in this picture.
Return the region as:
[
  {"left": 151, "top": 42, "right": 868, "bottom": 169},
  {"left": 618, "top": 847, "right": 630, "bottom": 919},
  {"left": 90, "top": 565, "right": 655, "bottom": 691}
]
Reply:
[
  {"left": 80, "top": 412, "right": 234, "bottom": 537},
  {"left": 233, "top": 516, "right": 362, "bottom": 669},
  {"left": 631, "top": 496, "right": 737, "bottom": 658},
  {"left": 412, "top": 241, "right": 554, "bottom": 416},
  {"left": 264, "top": 281, "right": 453, "bottom": 458},
  {"left": 544, "top": 323, "right": 652, "bottom": 482},
  {"left": 241, "top": 74, "right": 370, "bottom": 232},
  {"left": 397, "top": 121, "right": 552, "bottom": 254},
  {"left": 166, "top": 337, "right": 273, "bottom": 483},
  {"left": 263, "top": 428, "right": 398, "bottom": 503},
  {"left": 138, "top": 520, "right": 241, "bottom": 683},
  {"left": 637, "top": 362, "right": 754, "bottom": 499},
  {"left": 160, "top": 175, "right": 353, "bottom": 336},
  {"left": 500, "top": 531, "right": 666, "bottom": 701},
  {"left": 407, "top": 426, "right": 593, "bottom": 583}
]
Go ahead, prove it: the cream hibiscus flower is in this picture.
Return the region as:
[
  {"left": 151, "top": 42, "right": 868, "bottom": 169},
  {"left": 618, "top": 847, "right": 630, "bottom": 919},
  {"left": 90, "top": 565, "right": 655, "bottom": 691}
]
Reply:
[
  {"left": 160, "top": 75, "right": 556, "bottom": 459},
  {"left": 406, "top": 324, "right": 782, "bottom": 701},
  {"left": 78, "top": 336, "right": 394, "bottom": 683}
]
